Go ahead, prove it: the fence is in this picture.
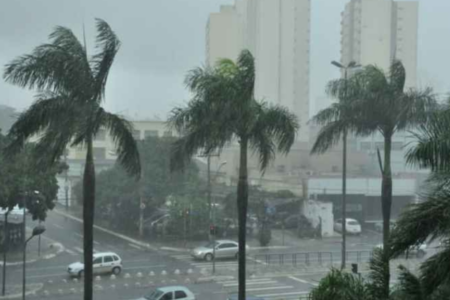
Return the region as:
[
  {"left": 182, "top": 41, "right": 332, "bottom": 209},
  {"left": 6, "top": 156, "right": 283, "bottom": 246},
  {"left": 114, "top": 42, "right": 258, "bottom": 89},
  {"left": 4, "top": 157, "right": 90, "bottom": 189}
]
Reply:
[{"left": 253, "top": 250, "right": 374, "bottom": 267}]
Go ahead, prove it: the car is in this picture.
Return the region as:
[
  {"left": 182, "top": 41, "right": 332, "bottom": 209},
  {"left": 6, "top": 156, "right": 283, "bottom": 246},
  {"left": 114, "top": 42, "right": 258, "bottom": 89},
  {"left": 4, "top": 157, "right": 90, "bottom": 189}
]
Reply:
[
  {"left": 334, "top": 218, "right": 362, "bottom": 235},
  {"left": 191, "top": 240, "right": 242, "bottom": 261},
  {"left": 134, "top": 286, "right": 196, "bottom": 300},
  {"left": 67, "top": 252, "right": 122, "bottom": 278},
  {"left": 375, "top": 243, "right": 427, "bottom": 258}
]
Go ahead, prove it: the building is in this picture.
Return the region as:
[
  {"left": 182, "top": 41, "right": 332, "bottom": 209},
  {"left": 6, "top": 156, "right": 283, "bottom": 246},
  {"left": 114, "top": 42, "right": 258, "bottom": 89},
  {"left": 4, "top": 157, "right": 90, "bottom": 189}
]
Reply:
[
  {"left": 206, "top": 0, "right": 311, "bottom": 142},
  {"left": 341, "top": 0, "right": 418, "bottom": 88}
]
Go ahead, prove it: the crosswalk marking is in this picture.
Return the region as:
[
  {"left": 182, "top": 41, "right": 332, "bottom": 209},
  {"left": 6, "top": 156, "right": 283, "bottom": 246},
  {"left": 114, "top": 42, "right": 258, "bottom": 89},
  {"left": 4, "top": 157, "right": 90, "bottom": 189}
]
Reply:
[
  {"left": 65, "top": 249, "right": 77, "bottom": 256},
  {"left": 223, "top": 281, "right": 277, "bottom": 287},
  {"left": 129, "top": 243, "right": 143, "bottom": 250},
  {"left": 246, "top": 285, "right": 293, "bottom": 292},
  {"left": 289, "top": 275, "right": 318, "bottom": 286},
  {"left": 74, "top": 247, "right": 83, "bottom": 254},
  {"left": 219, "top": 278, "right": 273, "bottom": 284}
]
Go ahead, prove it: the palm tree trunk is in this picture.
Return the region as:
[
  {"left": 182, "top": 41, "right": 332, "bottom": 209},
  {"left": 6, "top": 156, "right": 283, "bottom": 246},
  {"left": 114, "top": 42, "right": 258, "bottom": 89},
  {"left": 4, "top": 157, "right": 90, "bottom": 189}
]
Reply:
[
  {"left": 83, "top": 138, "right": 96, "bottom": 300},
  {"left": 237, "top": 138, "right": 248, "bottom": 300},
  {"left": 381, "top": 133, "right": 392, "bottom": 298}
]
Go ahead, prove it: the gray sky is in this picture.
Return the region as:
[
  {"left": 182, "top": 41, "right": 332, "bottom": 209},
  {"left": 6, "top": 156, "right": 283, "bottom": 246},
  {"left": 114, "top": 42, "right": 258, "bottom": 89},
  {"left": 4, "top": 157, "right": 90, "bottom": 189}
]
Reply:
[{"left": 1, "top": 0, "right": 449, "bottom": 120}]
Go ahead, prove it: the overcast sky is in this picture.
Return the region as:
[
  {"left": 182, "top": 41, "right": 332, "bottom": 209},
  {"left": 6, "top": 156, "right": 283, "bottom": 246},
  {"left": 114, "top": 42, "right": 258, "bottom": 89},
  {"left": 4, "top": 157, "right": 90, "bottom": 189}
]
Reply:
[{"left": 1, "top": 0, "right": 449, "bottom": 120}]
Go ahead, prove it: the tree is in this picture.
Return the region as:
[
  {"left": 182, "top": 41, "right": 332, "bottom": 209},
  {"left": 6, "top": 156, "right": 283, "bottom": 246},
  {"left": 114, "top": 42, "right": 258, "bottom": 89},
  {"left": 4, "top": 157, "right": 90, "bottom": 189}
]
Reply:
[
  {"left": 72, "top": 136, "right": 201, "bottom": 234},
  {"left": 3, "top": 19, "right": 140, "bottom": 300},
  {"left": 169, "top": 50, "right": 299, "bottom": 300}
]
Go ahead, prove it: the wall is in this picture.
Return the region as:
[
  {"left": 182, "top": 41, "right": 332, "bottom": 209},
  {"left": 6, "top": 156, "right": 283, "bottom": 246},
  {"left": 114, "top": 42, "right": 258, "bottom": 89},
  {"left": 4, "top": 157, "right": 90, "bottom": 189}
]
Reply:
[{"left": 303, "top": 199, "right": 334, "bottom": 237}]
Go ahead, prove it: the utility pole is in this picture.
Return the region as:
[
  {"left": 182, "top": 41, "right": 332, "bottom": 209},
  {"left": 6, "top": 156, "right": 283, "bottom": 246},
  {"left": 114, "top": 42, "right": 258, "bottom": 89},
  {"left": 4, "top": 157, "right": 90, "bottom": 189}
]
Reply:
[
  {"left": 64, "top": 152, "right": 69, "bottom": 212},
  {"left": 139, "top": 168, "right": 145, "bottom": 237},
  {"left": 2, "top": 210, "right": 10, "bottom": 296},
  {"left": 331, "top": 60, "right": 361, "bottom": 270}
]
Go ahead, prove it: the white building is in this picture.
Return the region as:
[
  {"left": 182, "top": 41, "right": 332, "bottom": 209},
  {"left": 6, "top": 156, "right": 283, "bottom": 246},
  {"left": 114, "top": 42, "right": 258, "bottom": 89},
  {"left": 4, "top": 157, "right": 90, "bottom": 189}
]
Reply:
[
  {"left": 206, "top": 0, "right": 311, "bottom": 142},
  {"left": 341, "top": 0, "right": 418, "bottom": 88}
]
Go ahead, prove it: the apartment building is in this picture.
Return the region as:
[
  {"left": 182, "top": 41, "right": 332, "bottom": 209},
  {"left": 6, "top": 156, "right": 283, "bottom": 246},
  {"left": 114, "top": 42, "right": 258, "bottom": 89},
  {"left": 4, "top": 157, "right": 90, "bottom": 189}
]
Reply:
[{"left": 206, "top": 0, "right": 311, "bottom": 142}]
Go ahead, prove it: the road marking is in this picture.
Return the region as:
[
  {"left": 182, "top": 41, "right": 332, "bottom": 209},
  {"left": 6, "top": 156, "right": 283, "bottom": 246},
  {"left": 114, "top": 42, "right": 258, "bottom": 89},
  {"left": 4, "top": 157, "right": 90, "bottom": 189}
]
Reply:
[
  {"left": 129, "top": 243, "right": 143, "bottom": 250},
  {"left": 245, "top": 286, "right": 293, "bottom": 292},
  {"left": 223, "top": 281, "right": 277, "bottom": 287},
  {"left": 219, "top": 278, "right": 275, "bottom": 284},
  {"left": 289, "top": 275, "right": 319, "bottom": 286},
  {"left": 256, "top": 291, "right": 309, "bottom": 298},
  {"left": 93, "top": 241, "right": 100, "bottom": 245},
  {"left": 52, "top": 223, "right": 64, "bottom": 229},
  {"left": 124, "top": 265, "right": 166, "bottom": 271},
  {"left": 27, "top": 273, "right": 67, "bottom": 279},
  {"left": 66, "top": 249, "right": 77, "bottom": 256},
  {"left": 75, "top": 233, "right": 83, "bottom": 239},
  {"left": 74, "top": 247, "right": 83, "bottom": 254}
]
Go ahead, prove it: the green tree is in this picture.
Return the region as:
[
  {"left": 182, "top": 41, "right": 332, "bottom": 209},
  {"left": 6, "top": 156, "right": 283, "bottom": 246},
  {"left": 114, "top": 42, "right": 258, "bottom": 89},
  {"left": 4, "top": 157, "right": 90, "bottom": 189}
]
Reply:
[
  {"left": 73, "top": 136, "right": 201, "bottom": 234},
  {"left": 169, "top": 50, "right": 299, "bottom": 300},
  {"left": 3, "top": 20, "right": 140, "bottom": 300}
]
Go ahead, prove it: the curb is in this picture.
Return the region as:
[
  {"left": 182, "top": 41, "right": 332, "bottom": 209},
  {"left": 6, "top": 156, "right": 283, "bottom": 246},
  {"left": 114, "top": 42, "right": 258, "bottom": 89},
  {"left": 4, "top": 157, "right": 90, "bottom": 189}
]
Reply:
[
  {"left": 0, "top": 243, "right": 64, "bottom": 266},
  {"left": 0, "top": 283, "right": 43, "bottom": 299},
  {"left": 196, "top": 275, "right": 235, "bottom": 283},
  {"left": 54, "top": 210, "right": 159, "bottom": 252}
]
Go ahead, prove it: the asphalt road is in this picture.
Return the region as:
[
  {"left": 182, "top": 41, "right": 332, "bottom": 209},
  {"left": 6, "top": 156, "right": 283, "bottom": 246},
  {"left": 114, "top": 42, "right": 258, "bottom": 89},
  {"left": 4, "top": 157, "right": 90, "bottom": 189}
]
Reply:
[{"left": 1, "top": 210, "right": 320, "bottom": 299}]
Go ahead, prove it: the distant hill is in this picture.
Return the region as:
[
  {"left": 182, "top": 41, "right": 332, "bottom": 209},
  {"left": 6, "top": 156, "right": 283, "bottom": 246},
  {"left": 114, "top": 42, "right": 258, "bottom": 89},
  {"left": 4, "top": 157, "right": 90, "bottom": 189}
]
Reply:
[{"left": 0, "top": 105, "right": 18, "bottom": 133}]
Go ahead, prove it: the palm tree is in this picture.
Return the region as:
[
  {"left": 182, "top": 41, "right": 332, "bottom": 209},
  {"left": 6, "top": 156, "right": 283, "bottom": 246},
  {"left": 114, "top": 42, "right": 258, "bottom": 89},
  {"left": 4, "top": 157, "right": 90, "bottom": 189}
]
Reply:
[
  {"left": 169, "top": 49, "right": 299, "bottom": 300},
  {"left": 3, "top": 19, "right": 140, "bottom": 300}
]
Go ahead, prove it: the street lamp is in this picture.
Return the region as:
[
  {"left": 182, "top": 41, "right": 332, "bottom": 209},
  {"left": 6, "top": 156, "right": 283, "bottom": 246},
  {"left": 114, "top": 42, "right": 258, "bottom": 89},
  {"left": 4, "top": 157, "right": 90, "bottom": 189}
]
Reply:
[
  {"left": 331, "top": 60, "right": 361, "bottom": 270},
  {"left": 23, "top": 225, "right": 45, "bottom": 300},
  {"left": 210, "top": 160, "right": 227, "bottom": 275}
]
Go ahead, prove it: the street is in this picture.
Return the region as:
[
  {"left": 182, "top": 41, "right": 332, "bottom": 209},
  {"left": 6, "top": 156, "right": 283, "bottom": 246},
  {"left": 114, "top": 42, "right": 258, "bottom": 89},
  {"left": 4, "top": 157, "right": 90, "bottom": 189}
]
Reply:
[{"left": 0, "top": 209, "right": 432, "bottom": 300}]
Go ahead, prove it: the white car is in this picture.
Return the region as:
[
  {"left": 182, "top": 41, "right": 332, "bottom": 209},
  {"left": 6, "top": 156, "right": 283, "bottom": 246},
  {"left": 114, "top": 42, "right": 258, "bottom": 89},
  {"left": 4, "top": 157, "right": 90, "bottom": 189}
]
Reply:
[
  {"left": 334, "top": 218, "right": 362, "bottom": 235},
  {"left": 135, "top": 286, "right": 196, "bottom": 300},
  {"left": 67, "top": 252, "right": 122, "bottom": 278}
]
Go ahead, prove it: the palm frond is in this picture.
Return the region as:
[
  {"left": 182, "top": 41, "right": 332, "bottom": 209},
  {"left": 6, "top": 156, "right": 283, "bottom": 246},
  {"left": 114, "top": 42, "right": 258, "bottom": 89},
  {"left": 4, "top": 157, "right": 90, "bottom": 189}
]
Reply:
[
  {"left": 390, "top": 187, "right": 450, "bottom": 257},
  {"left": 405, "top": 109, "right": 450, "bottom": 171},
  {"left": 91, "top": 18, "right": 121, "bottom": 102},
  {"left": 249, "top": 129, "right": 275, "bottom": 172},
  {"left": 4, "top": 92, "right": 76, "bottom": 157},
  {"left": 101, "top": 112, "right": 141, "bottom": 177},
  {"left": 419, "top": 246, "right": 450, "bottom": 295},
  {"left": 311, "top": 120, "right": 348, "bottom": 154},
  {"left": 366, "top": 247, "right": 390, "bottom": 300},
  {"left": 235, "top": 49, "right": 255, "bottom": 101},
  {"left": 309, "top": 268, "right": 367, "bottom": 300},
  {"left": 389, "top": 59, "right": 406, "bottom": 93},
  {"left": 3, "top": 26, "right": 91, "bottom": 95},
  {"left": 310, "top": 104, "right": 341, "bottom": 126},
  {"left": 395, "top": 265, "right": 424, "bottom": 300}
]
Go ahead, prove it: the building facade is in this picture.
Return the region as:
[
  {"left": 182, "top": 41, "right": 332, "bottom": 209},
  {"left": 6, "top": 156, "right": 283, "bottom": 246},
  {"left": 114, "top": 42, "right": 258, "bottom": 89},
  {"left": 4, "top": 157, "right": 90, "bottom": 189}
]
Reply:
[
  {"left": 341, "top": 0, "right": 418, "bottom": 88},
  {"left": 206, "top": 0, "right": 311, "bottom": 142}
]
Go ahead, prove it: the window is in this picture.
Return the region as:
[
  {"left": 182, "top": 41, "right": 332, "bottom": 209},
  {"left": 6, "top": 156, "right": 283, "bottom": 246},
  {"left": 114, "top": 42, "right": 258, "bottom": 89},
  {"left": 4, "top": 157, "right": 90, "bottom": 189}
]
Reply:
[
  {"left": 133, "top": 130, "right": 141, "bottom": 140},
  {"left": 219, "top": 243, "right": 237, "bottom": 249},
  {"left": 163, "top": 131, "right": 172, "bottom": 137},
  {"left": 162, "top": 292, "right": 173, "bottom": 300},
  {"left": 175, "top": 291, "right": 187, "bottom": 299},
  {"left": 95, "top": 129, "right": 106, "bottom": 141},
  {"left": 113, "top": 255, "right": 119, "bottom": 261},
  {"left": 104, "top": 256, "right": 114, "bottom": 263},
  {"left": 144, "top": 130, "right": 158, "bottom": 138},
  {"left": 93, "top": 257, "right": 102, "bottom": 265},
  {"left": 93, "top": 147, "right": 106, "bottom": 160}
]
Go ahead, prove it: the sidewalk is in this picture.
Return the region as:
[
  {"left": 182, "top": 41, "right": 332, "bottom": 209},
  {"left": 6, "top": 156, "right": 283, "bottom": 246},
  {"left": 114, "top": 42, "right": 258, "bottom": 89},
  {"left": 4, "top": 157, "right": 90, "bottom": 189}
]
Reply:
[{"left": 0, "top": 228, "right": 64, "bottom": 266}]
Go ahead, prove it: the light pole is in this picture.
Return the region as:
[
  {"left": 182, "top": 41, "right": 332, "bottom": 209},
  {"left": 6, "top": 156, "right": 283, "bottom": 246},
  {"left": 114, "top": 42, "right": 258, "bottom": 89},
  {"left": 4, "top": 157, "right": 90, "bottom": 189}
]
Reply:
[
  {"left": 23, "top": 225, "right": 45, "bottom": 300},
  {"left": 210, "top": 160, "right": 227, "bottom": 275},
  {"left": 2, "top": 209, "right": 11, "bottom": 296},
  {"left": 331, "top": 60, "right": 361, "bottom": 270}
]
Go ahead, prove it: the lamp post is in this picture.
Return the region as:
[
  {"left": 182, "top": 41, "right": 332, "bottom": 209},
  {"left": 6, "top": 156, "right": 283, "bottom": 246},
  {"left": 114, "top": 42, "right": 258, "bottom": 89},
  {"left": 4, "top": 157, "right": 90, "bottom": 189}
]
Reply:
[
  {"left": 2, "top": 209, "right": 11, "bottom": 296},
  {"left": 331, "top": 60, "right": 361, "bottom": 270},
  {"left": 23, "top": 225, "right": 45, "bottom": 300},
  {"left": 210, "top": 160, "right": 227, "bottom": 275}
]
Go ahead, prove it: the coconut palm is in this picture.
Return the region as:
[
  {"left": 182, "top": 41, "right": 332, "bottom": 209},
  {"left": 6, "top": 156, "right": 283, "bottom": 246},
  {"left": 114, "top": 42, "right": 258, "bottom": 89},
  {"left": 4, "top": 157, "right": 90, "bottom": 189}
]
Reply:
[
  {"left": 169, "top": 49, "right": 299, "bottom": 300},
  {"left": 3, "top": 19, "right": 140, "bottom": 300}
]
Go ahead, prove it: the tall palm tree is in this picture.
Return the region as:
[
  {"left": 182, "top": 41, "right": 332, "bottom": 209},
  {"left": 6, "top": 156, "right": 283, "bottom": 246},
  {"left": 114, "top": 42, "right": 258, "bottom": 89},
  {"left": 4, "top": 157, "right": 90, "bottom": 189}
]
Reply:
[
  {"left": 3, "top": 19, "right": 140, "bottom": 300},
  {"left": 169, "top": 49, "right": 299, "bottom": 300}
]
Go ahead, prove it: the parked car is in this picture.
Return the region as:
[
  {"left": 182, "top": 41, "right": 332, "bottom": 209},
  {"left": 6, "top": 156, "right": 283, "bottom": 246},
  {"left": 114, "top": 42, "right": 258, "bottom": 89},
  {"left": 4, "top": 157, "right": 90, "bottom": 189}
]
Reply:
[
  {"left": 283, "top": 214, "right": 311, "bottom": 229},
  {"left": 191, "top": 240, "right": 243, "bottom": 261},
  {"left": 67, "top": 252, "right": 122, "bottom": 278},
  {"left": 334, "top": 218, "right": 362, "bottom": 235},
  {"left": 134, "top": 286, "right": 196, "bottom": 300},
  {"left": 375, "top": 243, "right": 427, "bottom": 258}
]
